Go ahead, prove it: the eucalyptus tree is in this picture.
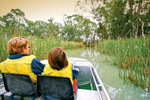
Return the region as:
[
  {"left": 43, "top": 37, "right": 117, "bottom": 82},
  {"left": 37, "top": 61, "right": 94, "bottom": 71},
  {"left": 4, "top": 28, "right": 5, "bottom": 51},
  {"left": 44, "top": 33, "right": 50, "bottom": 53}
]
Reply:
[
  {"left": 61, "top": 19, "right": 80, "bottom": 41},
  {"left": 126, "top": 0, "right": 150, "bottom": 38},
  {"left": 46, "top": 18, "right": 61, "bottom": 37},
  {"left": 96, "top": 22, "right": 108, "bottom": 41},
  {"left": 65, "top": 14, "right": 84, "bottom": 42},
  {"left": 104, "top": 0, "right": 128, "bottom": 39},
  {"left": 63, "top": 14, "right": 97, "bottom": 45},
  {"left": 1, "top": 8, "right": 26, "bottom": 35},
  {"left": 77, "top": 0, "right": 150, "bottom": 39},
  {"left": 77, "top": 0, "right": 128, "bottom": 39},
  {"left": 33, "top": 20, "right": 47, "bottom": 37},
  {"left": 11, "top": 9, "right": 25, "bottom": 24},
  {"left": 24, "top": 19, "right": 36, "bottom": 36},
  {"left": 82, "top": 18, "right": 97, "bottom": 44},
  {"left": 76, "top": 0, "right": 109, "bottom": 40},
  {"left": 2, "top": 13, "right": 14, "bottom": 27}
]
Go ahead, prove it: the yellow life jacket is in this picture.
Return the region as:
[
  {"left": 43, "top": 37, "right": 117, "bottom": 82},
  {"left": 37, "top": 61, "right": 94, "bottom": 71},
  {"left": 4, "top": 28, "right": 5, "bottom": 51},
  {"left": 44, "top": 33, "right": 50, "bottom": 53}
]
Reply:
[
  {"left": 0, "top": 55, "right": 37, "bottom": 83},
  {"left": 42, "top": 61, "right": 73, "bottom": 84}
]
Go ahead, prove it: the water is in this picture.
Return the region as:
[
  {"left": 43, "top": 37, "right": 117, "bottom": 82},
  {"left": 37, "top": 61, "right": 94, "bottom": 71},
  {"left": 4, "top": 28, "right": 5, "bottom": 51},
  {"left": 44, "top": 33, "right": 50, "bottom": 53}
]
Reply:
[{"left": 64, "top": 48, "right": 150, "bottom": 100}]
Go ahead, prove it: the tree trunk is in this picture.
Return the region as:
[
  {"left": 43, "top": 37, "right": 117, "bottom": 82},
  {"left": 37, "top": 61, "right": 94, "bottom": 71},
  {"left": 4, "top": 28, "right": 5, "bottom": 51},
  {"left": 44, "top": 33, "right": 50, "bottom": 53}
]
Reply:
[
  {"left": 139, "top": 18, "right": 145, "bottom": 38},
  {"left": 135, "top": 22, "right": 139, "bottom": 38},
  {"left": 128, "top": 0, "right": 135, "bottom": 38}
]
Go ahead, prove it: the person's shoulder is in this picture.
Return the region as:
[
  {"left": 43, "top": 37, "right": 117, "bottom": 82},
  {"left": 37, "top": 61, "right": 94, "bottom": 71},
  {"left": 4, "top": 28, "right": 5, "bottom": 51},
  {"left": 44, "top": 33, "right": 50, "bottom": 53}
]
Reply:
[
  {"left": 23, "top": 54, "right": 36, "bottom": 59},
  {"left": 29, "top": 55, "right": 36, "bottom": 58},
  {"left": 0, "top": 59, "right": 8, "bottom": 69},
  {"left": 68, "top": 61, "right": 72, "bottom": 65},
  {"left": 23, "top": 55, "right": 36, "bottom": 61},
  {"left": 0, "top": 59, "right": 8, "bottom": 64},
  {"left": 44, "top": 63, "right": 50, "bottom": 68}
]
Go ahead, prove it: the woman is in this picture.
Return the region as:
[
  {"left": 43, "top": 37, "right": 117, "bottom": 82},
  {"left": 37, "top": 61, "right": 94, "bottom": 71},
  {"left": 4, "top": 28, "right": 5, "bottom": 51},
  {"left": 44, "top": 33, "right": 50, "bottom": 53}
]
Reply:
[
  {"left": 42, "top": 47, "right": 79, "bottom": 92},
  {"left": 0, "top": 37, "right": 45, "bottom": 83}
]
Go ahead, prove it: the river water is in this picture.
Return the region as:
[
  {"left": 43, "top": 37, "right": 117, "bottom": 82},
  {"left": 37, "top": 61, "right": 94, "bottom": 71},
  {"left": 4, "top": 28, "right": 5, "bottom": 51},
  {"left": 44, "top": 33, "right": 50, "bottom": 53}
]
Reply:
[{"left": 64, "top": 48, "right": 149, "bottom": 100}]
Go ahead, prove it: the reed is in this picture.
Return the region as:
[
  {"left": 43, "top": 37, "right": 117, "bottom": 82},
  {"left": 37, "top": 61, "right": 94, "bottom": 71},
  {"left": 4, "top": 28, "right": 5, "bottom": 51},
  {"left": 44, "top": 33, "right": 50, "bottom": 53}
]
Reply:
[
  {"left": 97, "top": 36, "right": 150, "bottom": 90},
  {"left": 61, "top": 41, "right": 85, "bottom": 50},
  {"left": 0, "top": 35, "right": 85, "bottom": 62},
  {"left": 0, "top": 35, "right": 11, "bottom": 62}
]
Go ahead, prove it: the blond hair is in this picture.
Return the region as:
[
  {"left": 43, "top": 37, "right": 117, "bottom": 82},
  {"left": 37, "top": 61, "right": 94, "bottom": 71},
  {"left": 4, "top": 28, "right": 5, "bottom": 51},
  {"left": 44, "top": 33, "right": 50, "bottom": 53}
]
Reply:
[{"left": 7, "top": 37, "right": 28, "bottom": 55}]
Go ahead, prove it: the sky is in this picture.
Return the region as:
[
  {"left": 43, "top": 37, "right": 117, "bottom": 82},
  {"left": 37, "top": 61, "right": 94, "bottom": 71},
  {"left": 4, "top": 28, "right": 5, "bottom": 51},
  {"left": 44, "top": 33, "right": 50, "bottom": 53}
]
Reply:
[{"left": 0, "top": 0, "right": 92, "bottom": 24}]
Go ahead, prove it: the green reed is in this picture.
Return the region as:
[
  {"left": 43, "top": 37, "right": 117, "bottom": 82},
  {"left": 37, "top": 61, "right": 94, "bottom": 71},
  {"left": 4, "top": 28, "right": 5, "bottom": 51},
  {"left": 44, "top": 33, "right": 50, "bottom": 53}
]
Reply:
[
  {"left": 0, "top": 35, "right": 11, "bottom": 62},
  {"left": 27, "top": 36, "right": 84, "bottom": 60},
  {"left": 0, "top": 35, "right": 85, "bottom": 62},
  {"left": 62, "top": 41, "right": 85, "bottom": 50},
  {"left": 97, "top": 36, "right": 150, "bottom": 90}
]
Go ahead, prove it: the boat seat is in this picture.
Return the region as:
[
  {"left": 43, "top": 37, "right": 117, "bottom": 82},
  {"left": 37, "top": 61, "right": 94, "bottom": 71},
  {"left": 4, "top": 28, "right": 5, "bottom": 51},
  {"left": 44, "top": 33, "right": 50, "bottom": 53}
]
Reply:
[
  {"left": 2, "top": 73, "right": 38, "bottom": 99},
  {"left": 37, "top": 75, "right": 75, "bottom": 100}
]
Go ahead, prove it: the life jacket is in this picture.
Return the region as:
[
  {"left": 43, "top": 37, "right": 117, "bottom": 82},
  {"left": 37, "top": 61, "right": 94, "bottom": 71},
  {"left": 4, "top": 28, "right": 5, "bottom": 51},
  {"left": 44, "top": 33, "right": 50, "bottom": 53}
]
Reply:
[
  {"left": 42, "top": 61, "right": 73, "bottom": 84},
  {"left": 0, "top": 55, "right": 37, "bottom": 83}
]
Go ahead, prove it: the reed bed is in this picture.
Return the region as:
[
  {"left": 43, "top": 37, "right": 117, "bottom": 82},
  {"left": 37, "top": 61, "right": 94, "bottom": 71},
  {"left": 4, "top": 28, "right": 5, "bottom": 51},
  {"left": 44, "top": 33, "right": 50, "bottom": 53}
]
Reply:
[
  {"left": 97, "top": 36, "right": 150, "bottom": 90},
  {"left": 0, "top": 35, "right": 85, "bottom": 62},
  {"left": 61, "top": 41, "right": 85, "bottom": 50}
]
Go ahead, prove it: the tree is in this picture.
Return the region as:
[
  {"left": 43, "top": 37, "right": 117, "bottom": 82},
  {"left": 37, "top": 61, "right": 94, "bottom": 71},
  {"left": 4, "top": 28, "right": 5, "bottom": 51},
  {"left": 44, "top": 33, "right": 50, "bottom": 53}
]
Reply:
[
  {"left": 77, "top": 0, "right": 150, "bottom": 39},
  {"left": 96, "top": 22, "right": 108, "bottom": 41},
  {"left": 61, "top": 20, "right": 79, "bottom": 41},
  {"left": 1, "top": 8, "right": 26, "bottom": 35},
  {"left": 62, "top": 14, "right": 97, "bottom": 45},
  {"left": 46, "top": 18, "right": 61, "bottom": 37}
]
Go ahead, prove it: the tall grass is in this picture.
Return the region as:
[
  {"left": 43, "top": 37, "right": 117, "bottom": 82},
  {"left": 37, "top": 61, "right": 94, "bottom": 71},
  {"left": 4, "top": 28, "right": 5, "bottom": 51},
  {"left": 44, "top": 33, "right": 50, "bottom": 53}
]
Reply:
[
  {"left": 97, "top": 36, "right": 150, "bottom": 90},
  {"left": 0, "top": 35, "right": 85, "bottom": 62},
  {"left": 62, "top": 41, "right": 85, "bottom": 50}
]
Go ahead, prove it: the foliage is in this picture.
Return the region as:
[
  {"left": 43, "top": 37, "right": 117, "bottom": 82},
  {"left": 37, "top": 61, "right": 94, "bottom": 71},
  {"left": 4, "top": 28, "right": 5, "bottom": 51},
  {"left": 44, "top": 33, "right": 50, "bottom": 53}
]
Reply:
[
  {"left": 77, "top": 0, "right": 150, "bottom": 39},
  {"left": 61, "top": 21, "right": 80, "bottom": 41},
  {"left": 0, "top": 9, "right": 97, "bottom": 46},
  {"left": 24, "top": 18, "right": 61, "bottom": 38},
  {"left": 97, "top": 35, "right": 150, "bottom": 90},
  {"left": 62, "top": 14, "right": 97, "bottom": 46},
  {"left": 0, "top": 4, "right": 149, "bottom": 47},
  {"left": 0, "top": 9, "right": 62, "bottom": 39}
]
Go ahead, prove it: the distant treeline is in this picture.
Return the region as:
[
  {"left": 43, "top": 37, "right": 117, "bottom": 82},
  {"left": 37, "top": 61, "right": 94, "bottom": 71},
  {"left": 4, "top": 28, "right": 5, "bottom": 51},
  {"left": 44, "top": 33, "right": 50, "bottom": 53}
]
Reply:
[{"left": 0, "top": 2, "right": 149, "bottom": 45}]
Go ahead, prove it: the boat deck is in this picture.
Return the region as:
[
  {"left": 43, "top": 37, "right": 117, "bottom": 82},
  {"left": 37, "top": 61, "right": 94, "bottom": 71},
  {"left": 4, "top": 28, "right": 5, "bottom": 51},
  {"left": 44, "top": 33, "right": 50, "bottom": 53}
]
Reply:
[{"left": 77, "top": 89, "right": 99, "bottom": 100}]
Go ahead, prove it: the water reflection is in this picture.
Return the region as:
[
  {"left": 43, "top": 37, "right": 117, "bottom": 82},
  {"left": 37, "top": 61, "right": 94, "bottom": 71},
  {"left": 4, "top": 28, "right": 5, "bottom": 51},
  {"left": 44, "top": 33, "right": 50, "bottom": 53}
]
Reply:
[{"left": 65, "top": 48, "right": 150, "bottom": 100}]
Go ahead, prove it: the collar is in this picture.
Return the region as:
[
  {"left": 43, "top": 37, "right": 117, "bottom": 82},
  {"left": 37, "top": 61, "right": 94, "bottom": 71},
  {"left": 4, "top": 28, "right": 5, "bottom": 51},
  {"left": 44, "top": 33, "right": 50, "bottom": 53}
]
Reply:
[{"left": 8, "top": 54, "right": 30, "bottom": 59}]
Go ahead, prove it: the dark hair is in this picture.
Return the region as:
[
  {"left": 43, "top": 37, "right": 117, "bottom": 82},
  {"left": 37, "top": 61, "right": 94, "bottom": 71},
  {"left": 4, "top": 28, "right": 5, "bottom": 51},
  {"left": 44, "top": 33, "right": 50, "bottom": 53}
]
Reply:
[{"left": 48, "top": 47, "right": 68, "bottom": 70}]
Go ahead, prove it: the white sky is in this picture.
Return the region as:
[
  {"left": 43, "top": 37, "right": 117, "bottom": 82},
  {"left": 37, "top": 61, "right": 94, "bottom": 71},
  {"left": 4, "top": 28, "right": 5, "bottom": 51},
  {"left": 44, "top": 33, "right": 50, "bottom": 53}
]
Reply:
[{"left": 0, "top": 0, "right": 93, "bottom": 24}]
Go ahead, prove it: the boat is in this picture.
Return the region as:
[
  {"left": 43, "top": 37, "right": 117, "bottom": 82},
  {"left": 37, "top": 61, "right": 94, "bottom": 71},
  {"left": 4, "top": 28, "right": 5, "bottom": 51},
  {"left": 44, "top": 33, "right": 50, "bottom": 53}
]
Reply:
[{"left": 0, "top": 57, "right": 110, "bottom": 100}]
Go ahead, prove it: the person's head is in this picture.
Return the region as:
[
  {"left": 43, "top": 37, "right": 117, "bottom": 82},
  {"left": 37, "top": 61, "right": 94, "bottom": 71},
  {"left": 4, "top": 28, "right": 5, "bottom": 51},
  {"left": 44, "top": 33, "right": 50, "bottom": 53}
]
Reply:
[
  {"left": 48, "top": 47, "right": 68, "bottom": 70},
  {"left": 7, "top": 37, "right": 30, "bottom": 55}
]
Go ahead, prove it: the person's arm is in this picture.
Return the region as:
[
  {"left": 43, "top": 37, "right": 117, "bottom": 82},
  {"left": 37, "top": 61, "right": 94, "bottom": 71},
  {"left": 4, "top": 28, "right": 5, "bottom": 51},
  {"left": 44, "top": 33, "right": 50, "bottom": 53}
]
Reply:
[
  {"left": 72, "top": 64, "right": 79, "bottom": 79},
  {"left": 31, "top": 58, "right": 45, "bottom": 75}
]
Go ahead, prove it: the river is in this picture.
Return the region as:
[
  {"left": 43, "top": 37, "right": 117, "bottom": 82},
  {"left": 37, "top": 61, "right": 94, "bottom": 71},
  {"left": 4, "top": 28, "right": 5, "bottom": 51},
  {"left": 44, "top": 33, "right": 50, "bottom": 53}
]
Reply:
[{"left": 64, "top": 48, "right": 149, "bottom": 100}]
